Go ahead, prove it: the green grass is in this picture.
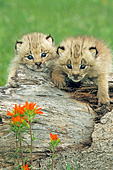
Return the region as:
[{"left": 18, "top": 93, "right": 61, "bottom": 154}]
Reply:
[{"left": 0, "top": 0, "right": 113, "bottom": 86}]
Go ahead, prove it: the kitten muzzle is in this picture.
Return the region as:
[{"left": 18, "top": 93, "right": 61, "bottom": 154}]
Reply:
[
  {"left": 69, "top": 74, "right": 83, "bottom": 82},
  {"left": 73, "top": 74, "right": 79, "bottom": 79},
  {"left": 35, "top": 62, "right": 42, "bottom": 69}
]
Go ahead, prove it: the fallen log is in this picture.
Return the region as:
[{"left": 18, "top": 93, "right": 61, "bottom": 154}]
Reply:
[{"left": 0, "top": 65, "right": 113, "bottom": 169}]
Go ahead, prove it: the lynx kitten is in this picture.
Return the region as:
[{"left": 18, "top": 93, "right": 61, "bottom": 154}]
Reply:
[
  {"left": 52, "top": 36, "right": 112, "bottom": 105},
  {"left": 7, "top": 32, "right": 56, "bottom": 85}
]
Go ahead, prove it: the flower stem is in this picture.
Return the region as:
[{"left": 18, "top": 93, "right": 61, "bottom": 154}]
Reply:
[
  {"left": 52, "top": 148, "right": 55, "bottom": 170},
  {"left": 29, "top": 120, "right": 33, "bottom": 166},
  {"left": 19, "top": 132, "right": 23, "bottom": 165},
  {"left": 16, "top": 133, "right": 19, "bottom": 165},
  {"left": 52, "top": 157, "right": 54, "bottom": 170}
]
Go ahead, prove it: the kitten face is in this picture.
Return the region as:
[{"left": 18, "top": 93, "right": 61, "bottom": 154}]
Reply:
[
  {"left": 57, "top": 38, "right": 98, "bottom": 82},
  {"left": 15, "top": 33, "right": 56, "bottom": 71}
]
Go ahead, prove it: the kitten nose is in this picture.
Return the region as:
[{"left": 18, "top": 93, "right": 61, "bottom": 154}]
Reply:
[
  {"left": 73, "top": 74, "right": 79, "bottom": 79},
  {"left": 35, "top": 62, "right": 42, "bottom": 66}
]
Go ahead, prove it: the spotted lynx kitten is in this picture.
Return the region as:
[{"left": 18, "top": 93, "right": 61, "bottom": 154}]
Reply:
[
  {"left": 52, "top": 36, "right": 112, "bottom": 105},
  {"left": 7, "top": 32, "right": 57, "bottom": 86}
]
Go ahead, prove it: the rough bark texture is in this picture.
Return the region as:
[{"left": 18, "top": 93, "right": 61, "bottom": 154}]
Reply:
[{"left": 0, "top": 65, "right": 113, "bottom": 170}]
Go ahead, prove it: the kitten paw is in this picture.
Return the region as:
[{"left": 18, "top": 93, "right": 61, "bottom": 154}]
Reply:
[
  {"left": 52, "top": 70, "right": 66, "bottom": 89},
  {"left": 98, "top": 97, "right": 110, "bottom": 106},
  {"left": 52, "top": 74, "right": 66, "bottom": 88},
  {"left": 52, "top": 77, "right": 66, "bottom": 88}
]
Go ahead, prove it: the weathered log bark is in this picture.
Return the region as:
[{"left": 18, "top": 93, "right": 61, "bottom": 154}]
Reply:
[{"left": 0, "top": 65, "right": 113, "bottom": 170}]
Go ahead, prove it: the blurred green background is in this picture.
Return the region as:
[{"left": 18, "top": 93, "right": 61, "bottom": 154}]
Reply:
[{"left": 0, "top": 0, "right": 113, "bottom": 86}]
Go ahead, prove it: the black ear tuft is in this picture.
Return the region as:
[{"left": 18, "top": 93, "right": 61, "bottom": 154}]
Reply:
[
  {"left": 46, "top": 34, "right": 54, "bottom": 43},
  {"left": 89, "top": 47, "right": 98, "bottom": 56},
  {"left": 57, "top": 46, "right": 65, "bottom": 54},
  {"left": 15, "top": 40, "right": 23, "bottom": 50}
]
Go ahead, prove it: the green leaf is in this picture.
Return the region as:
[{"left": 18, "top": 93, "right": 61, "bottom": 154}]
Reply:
[
  {"left": 27, "top": 148, "right": 31, "bottom": 153},
  {"left": 32, "top": 137, "right": 36, "bottom": 141},
  {"left": 75, "top": 158, "right": 79, "bottom": 170},
  {"left": 23, "top": 157, "right": 28, "bottom": 163},
  {"left": 6, "top": 153, "right": 15, "bottom": 161},
  {"left": 50, "top": 146, "right": 54, "bottom": 152},
  {"left": 22, "top": 129, "right": 30, "bottom": 134},
  {"left": 50, "top": 140, "right": 54, "bottom": 146},
  {"left": 54, "top": 139, "right": 60, "bottom": 148},
  {"left": 52, "top": 154, "right": 56, "bottom": 159},
  {"left": 67, "top": 162, "right": 71, "bottom": 170},
  {"left": 21, "top": 138, "right": 29, "bottom": 145},
  {"left": 29, "top": 165, "right": 33, "bottom": 169},
  {"left": 31, "top": 132, "right": 36, "bottom": 141}
]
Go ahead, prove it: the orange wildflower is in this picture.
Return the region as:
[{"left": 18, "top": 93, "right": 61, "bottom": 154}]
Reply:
[
  {"left": 13, "top": 104, "right": 25, "bottom": 115},
  {"left": 21, "top": 163, "right": 30, "bottom": 170},
  {"left": 34, "top": 107, "right": 43, "bottom": 114},
  {"left": 7, "top": 104, "right": 25, "bottom": 117},
  {"left": 50, "top": 133, "right": 59, "bottom": 141},
  {"left": 12, "top": 115, "right": 22, "bottom": 126},
  {"left": 7, "top": 110, "right": 14, "bottom": 116},
  {"left": 24, "top": 101, "right": 37, "bottom": 110},
  {"left": 24, "top": 101, "right": 43, "bottom": 114}
]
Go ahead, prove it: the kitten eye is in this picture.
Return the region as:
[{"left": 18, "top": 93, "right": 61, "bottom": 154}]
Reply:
[
  {"left": 27, "top": 55, "right": 33, "bottom": 60},
  {"left": 80, "top": 65, "right": 86, "bottom": 69},
  {"left": 67, "top": 64, "right": 72, "bottom": 69},
  {"left": 41, "top": 53, "right": 47, "bottom": 58}
]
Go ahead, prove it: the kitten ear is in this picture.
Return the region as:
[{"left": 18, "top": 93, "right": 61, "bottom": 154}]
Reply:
[
  {"left": 89, "top": 47, "right": 98, "bottom": 57},
  {"left": 57, "top": 46, "right": 65, "bottom": 55},
  {"left": 46, "top": 34, "right": 54, "bottom": 45},
  {"left": 15, "top": 41, "right": 23, "bottom": 51}
]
